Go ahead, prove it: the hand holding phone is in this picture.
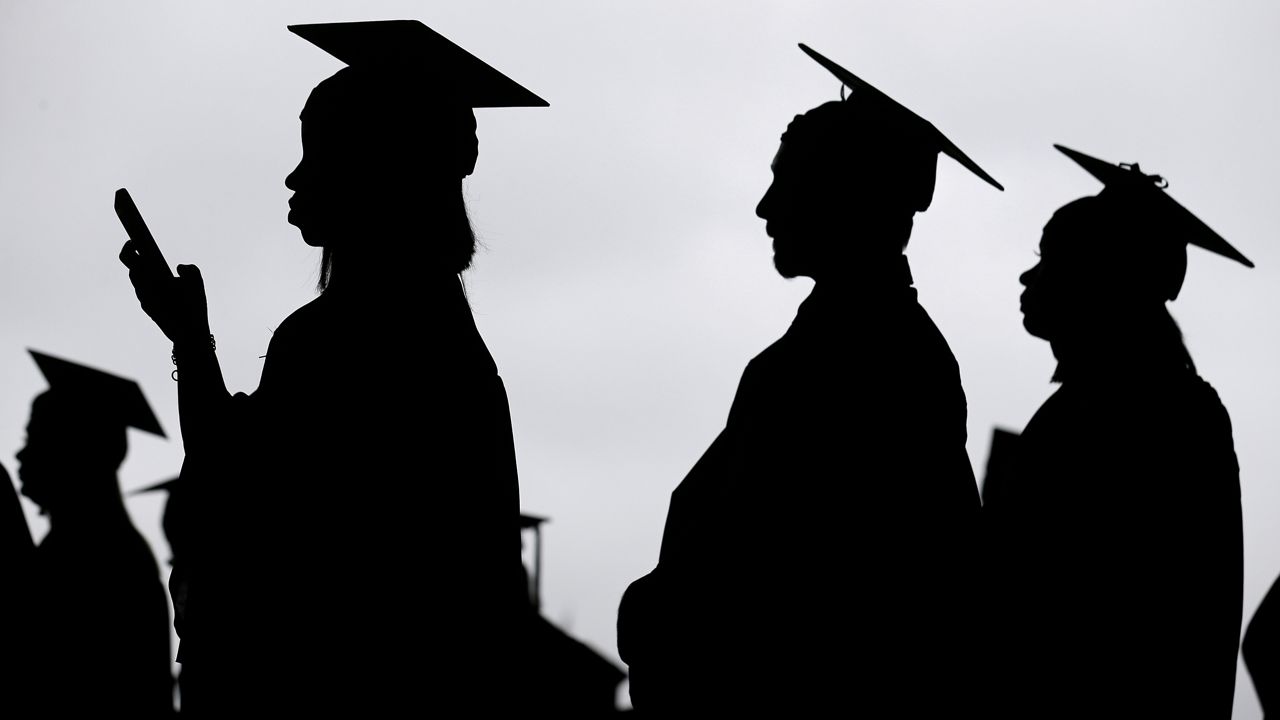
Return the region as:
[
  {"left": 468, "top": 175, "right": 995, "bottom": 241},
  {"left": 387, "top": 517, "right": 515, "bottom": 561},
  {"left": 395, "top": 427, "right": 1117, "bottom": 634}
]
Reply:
[
  {"left": 115, "top": 188, "right": 174, "bottom": 278},
  {"left": 116, "top": 188, "right": 209, "bottom": 344}
]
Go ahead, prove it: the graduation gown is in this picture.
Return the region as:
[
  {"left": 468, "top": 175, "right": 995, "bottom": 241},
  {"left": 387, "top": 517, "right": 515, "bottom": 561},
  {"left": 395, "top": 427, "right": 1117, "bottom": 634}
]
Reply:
[
  {"left": 982, "top": 359, "right": 1243, "bottom": 718},
  {"left": 0, "top": 465, "right": 33, "bottom": 709},
  {"left": 176, "top": 278, "right": 524, "bottom": 715},
  {"left": 27, "top": 515, "right": 174, "bottom": 717},
  {"left": 619, "top": 257, "right": 981, "bottom": 714},
  {"left": 1244, "top": 573, "right": 1280, "bottom": 716}
]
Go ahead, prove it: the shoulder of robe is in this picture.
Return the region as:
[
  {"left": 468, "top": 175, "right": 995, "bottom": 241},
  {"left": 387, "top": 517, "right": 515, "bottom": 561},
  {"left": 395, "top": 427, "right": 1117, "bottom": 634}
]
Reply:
[
  {"left": 900, "top": 302, "right": 963, "bottom": 375},
  {"left": 1138, "top": 372, "right": 1237, "bottom": 440},
  {"left": 1185, "top": 373, "right": 1232, "bottom": 418},
  {"left": 1179, "top": 374, "right": 1239, "bottom": 460},
  {"left": 267, "top": 295, "right": 329, "bottom": 350},
  {"left": 257, "top": 296, "right": 329, "bottom": 392}
]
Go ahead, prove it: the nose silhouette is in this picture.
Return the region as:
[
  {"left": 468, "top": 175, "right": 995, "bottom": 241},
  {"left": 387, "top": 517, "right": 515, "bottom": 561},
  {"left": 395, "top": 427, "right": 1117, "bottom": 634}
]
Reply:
[
  {"left": 756, "top": 183, "right": 774, "bottom": 220},
  {"left": 1020, "top": 263, "right": 1039, "bottom": 287}
]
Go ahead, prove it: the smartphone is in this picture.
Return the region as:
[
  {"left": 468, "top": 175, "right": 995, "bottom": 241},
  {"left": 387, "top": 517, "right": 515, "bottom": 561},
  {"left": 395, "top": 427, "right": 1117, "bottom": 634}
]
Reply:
[{"left": 115, "top": 188, "right": 174, "bottom": 278}]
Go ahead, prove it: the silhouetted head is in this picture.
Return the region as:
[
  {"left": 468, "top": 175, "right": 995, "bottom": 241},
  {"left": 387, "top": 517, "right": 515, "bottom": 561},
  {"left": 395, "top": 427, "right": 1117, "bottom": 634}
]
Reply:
[
  {"left": 755, "top": 45, "right": 1002, "bottom": 281},
  {"left": 16, "top": 352, "right": 164, "bottom": 517},
  {"left": 283, "top": 21, "right": 547, "bottom": 291},
  {"left": 1020, "top": 146, "right": 1253, "bottom": 351},
  {"left": 286, "top": 66, "right": 480, "bottom": 279},
  {"left": 756, "top": 101, "right": 939, "bottom": 279},
  {"left": 1019, "top": 194, "right": 1178, "bottom": 342},
  {"left": 16, "top": 391, "right": 128, "bottom": 515}
]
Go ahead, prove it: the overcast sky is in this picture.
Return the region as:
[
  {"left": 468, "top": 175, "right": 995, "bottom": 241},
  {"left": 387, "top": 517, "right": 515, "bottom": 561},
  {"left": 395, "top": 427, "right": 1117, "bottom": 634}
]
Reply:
[{"left": 3, "top": 1, "right": 1279, "bottom": 714}]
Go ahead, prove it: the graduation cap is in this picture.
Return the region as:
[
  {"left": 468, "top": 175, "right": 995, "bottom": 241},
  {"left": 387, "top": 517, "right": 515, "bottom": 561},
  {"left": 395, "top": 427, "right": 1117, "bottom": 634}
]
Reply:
[
  {"left": 130, "top": 477, "right": 179, "bottom": 496},
  {"left": 288, "top": 20, "right": 547, "bottom": 108},
  {"left": 796, "top": 43, "right": 1004, "bottom": 197},
  {"left": 29, "top": 350, "right": 165, "bottom": 438},
  {"left": 1055, "top": 144, "right": 1254, "bottom": 269},
  {"left": 131, "top": 476, "right": 183, "bottom": 545},
  {"left": 521, "top": 513, "right": 548, "bottom": 610}
]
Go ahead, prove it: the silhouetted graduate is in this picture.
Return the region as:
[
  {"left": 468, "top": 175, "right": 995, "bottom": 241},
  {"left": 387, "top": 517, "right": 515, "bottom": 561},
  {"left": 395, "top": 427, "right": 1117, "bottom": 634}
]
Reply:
[
  {"left": 1246, "top": 575, "right": 1280, "bottom": 717},
  {"left": 14, "top": 351, "right": 174, "bottom": 717},
  {"left": 0, "top": 462, "right": 32, "bottom": 566},
  {"left": 132, "top": 477, "right": 192, "bottom": 704},
  {"left": 119, "top": 20, "right": 543, "bottom": 715},
  {"left": 982, "top": 146, "right": 1247, "bottom": 719},
  {"left": 0, "top": 460, "right": 34, "bottom": 715},
  {"left": 518, "top": 515, "right": 626, "bottom": 715},
  {"left": 618, "top": 45, "right": 1001, "bottom": 715}
]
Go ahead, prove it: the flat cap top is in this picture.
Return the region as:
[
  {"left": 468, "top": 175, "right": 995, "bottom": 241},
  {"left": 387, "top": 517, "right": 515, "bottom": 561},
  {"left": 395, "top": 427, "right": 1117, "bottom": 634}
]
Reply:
[
  {"left": 289, "top": 20, "right": 548, "bottom": 108},
  {"left": 1055, "top": 144, "right": 1253, "bottom": 269},
  {"left": 29, "top": 350, "right": 165, "bottom": 437},
  {"left": 798, "top": 43, "right": 1003, "bottom": 192}
]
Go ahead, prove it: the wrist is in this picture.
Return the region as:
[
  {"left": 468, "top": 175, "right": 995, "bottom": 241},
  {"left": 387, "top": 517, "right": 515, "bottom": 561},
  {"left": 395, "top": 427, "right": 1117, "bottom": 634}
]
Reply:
[{"left": 171, "top": 333, "right": 216, "bottom": 381}]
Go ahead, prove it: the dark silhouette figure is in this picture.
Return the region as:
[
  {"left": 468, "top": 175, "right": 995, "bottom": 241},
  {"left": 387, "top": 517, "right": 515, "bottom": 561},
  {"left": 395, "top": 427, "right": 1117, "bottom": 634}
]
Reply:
[
  {"left": 13, "top": 351, "right": 175, "bottom": 717},
  {"left": 617, "top": 45, "right": 1001, "bottom": 715},
  {"left": 981, "top": 427, "right": 1021, "bottom": 497},
  {"left": 0, "top": 462, "right": 32, "bottom": 565},
  {"left": 131, "top": 478, "right": 188, "bottom": 632},
  {"left": 522, "top": 605, "right": 627, "bottom": 715},
  {"left": 118, "top": 21, "right": 545, "bottom": 715},
  {"left": 132, "top": 477, "right": 193, "bottom": 707},
  {"left": 982, "top": 146, "right": 1248, "bottom": 719},
  {"left": 1246, "top": 576, "right": 1280, "bottom": 717},
  {"left": 0, "top": 460, "right": 35, "bottom": 715},
  {"left": 518, "top": 515, "right": 627, "bottom": 715}
]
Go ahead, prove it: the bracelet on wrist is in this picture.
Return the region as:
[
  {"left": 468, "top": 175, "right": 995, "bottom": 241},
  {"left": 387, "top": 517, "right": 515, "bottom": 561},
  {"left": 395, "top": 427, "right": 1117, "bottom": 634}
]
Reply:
[{"left": 171, "top": 334, "right": 216, "bottom": 381}]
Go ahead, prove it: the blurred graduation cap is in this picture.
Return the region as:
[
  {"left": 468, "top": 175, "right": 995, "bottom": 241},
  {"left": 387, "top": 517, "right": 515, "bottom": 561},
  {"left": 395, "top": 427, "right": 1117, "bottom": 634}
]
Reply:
[
  {"left": 1055, "top": 144, "right": 1254, "bottom": 270},
  {"left": 523, "top": 612, "right": 627, "bottom": 714},
  {"left": 521, "top": 513, "right": 548, "bottom": 611},
  {"left": 130, "top": 477, "right": 184, "bottom": 553},
  {"left": 793, "top": 43, "right": 1003, "bottom": 208},
  {"left": 30, "top": 350, "right": 165, "bottom": 438},
  {"left": 130, "top": 477, "right": 179, "bottom": 496},
  {"left": 288, "top": 20, "right": 547, "bottom": 108},
  {"left": 513, "top": 512, "right": 627, "bottom": 712}
]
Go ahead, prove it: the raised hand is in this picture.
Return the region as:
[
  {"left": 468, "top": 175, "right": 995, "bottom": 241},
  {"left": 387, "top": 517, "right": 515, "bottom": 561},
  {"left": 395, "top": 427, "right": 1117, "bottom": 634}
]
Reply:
[{"left": 119, "top": 241, "right": 211, "bottom": 345}]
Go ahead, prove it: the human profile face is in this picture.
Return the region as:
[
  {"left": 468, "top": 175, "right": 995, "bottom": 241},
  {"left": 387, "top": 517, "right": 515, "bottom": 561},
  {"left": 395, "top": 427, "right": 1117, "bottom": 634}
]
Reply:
[
  {"left": 285, "top": 102, "right": 365, "bottom": 248},
  {"left": 284, "top": 83, "right": 469, "bottom": 251},
  {"left": 1019, "top": 212, "right": 1093, "bottom": 343},
  {"left": 756, "top": 141, "right": 835, "bottom": 279},
  {"left": 1019, "top": 232, "right": 1053, "bottom": 341},
  {"left": 15, "top": 397, "right": 59, "bottom": 514}
]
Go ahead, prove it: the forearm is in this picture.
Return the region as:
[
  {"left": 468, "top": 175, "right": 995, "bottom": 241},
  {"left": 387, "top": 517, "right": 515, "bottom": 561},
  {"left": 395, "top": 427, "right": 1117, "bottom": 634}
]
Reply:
[{"left": 173, "top": 334, "right": 231, "bottom": 455}]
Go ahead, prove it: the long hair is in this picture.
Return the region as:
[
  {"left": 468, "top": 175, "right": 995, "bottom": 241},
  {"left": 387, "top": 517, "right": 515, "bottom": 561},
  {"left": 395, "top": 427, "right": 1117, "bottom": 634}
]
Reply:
[
  {"left": 316, "top": 184, "right": 477, "bottom": 294},
  {"left": 305, "top": 65, "right": 480, "bottom": 294},
  {"left": 1044, "top": 195, "right": 1197, "bottom": 382}
]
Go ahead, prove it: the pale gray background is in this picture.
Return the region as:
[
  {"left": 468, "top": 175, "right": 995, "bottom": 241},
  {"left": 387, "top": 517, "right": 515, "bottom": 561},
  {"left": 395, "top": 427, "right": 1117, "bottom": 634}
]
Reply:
[{"left": 2, "top": 1, "right": 1277, "bottom": 714}]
